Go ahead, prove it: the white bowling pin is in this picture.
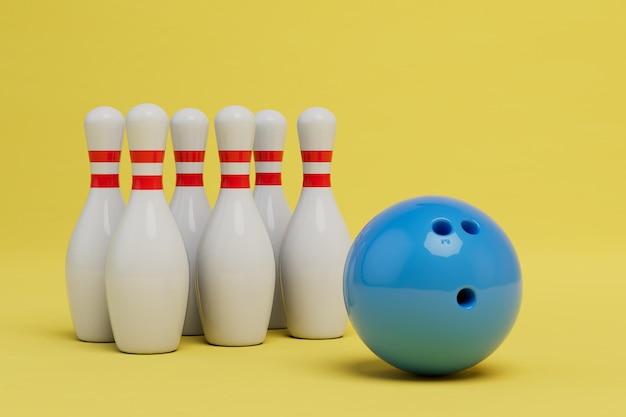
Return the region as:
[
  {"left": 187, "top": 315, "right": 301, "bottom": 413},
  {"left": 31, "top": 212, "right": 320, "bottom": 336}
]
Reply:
[
  {"left": 105, "top": 104, "right": 189, "bottom": 354},
  {"left": 197, "top": 105, "right": 275, "bottom": 346},
  {"left": 280, "top": 107, "right": 352, "bottom": 339},
  {"left": 169, "top": 108, "right": 211, "bottom": 336},
  {"left": 66, "top": 106, "right": 125, "bottom": 342},
  {"left": 252, "top": 110, "right": 292, "bottom": 330}
]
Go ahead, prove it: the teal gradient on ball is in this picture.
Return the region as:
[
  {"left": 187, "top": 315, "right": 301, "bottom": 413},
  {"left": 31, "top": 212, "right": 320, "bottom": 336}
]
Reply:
[{"left": 343, "top": 196, "right": 522, "bottom": 376}]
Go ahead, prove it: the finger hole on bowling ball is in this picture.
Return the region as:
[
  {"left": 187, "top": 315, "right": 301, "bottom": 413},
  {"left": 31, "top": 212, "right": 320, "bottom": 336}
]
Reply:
[
  {"left": 457, "top": 288, "right": 476, "bottom": 309},
  {"left": 461, "top": 219, "right": 480, "bottom": 235},
  {"left": 431, "top": 218, "right": 452, "bottom": 235}
]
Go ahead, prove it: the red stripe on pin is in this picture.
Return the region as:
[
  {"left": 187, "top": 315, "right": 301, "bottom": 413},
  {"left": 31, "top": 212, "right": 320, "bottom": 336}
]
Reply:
[
  {"left": 219, "top": 150, "right": 252, "bottom": 163},
  {"left": 303, "top": 173, "right": 331, "bottom": 187},
  {"left": 301, "top": 150, "right": 332, "bottom": 162},
  {"left": 221, "top": 175, "right": 250, "bottom": 188},
  {"left": 174, "top": 150, "right": 205, "bottom": 162},
  {"left": 90, "top": 174, "right": 119, "bottom": 188},
  {"left": 132, "top": 175, "right": 163, "bottom": 190},
  {"left": 176, "top": 173, "right": 203, "bottom": 187},
  {"left": 255, "top": 172, "right": 282, "bottom": 186},
  {"left": 254, "top": 151, "right": 283, "bottom": 162},
  {"left": 89, "top": 150, "right": 121, "bottom": 163},
  {"left": 130, "top": 150, "right": 165, "bottom": 163}
]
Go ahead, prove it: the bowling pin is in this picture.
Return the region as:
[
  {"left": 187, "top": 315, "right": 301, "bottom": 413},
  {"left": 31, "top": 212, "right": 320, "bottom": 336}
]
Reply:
[
  {"left": 169, "top": 108, "right": 211, "bottom": 336},
  {"left": 252, "top": 110, "right": 291, "bottom": 330},
  {"left": 280, "top": 107, "right": 352, "bottom": 339},
  {"left": 105, "top": 104, "right": 189, "bottom": 354},
  {"left": 66, "top": 106, "right": 125, "bottom": 342},
  {"left": 197, "top": 105, "right": 275, "bottom": 346}
]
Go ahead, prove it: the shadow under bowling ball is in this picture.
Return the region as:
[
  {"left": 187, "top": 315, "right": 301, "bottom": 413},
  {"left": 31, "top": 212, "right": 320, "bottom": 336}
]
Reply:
[{"left": 343, "top": 357, "right": 505, "bottom": 382}]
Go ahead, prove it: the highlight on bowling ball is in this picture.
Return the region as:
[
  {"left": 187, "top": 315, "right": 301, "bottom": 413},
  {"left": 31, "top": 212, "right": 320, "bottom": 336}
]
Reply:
[{"left": 343, "top": 196, "right": 522, "bottom": 376}]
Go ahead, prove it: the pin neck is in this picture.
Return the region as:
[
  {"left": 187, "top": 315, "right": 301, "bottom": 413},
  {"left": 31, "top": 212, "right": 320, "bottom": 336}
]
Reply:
[
  {"left": 301, "top": 150, "right": 333, "bottom": 187},
  {"left": 88, "top": 150, "right": 121, "bottom": 188},
  {"left": 173, "top": 150, "right": 205, "bottom": 186},
  {"left": 219, "top": 150, "right": 251, "bottom": 189},
  {"left": 253, "top": 150, "right": 283, "bottom": 185},
  {"left": 129, "top": 150, "right": 164, "bottom": 190}
]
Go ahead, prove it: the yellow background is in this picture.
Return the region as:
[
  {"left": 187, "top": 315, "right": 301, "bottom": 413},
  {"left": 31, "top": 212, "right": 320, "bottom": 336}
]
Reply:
[{"left": 1, "top": 0, "right": 625, "bottom": 415}]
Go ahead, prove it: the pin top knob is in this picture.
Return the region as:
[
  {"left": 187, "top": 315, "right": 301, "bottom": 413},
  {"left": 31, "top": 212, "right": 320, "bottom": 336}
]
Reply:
[
  {"left": 126, "top": 104, "right": 169, "bottom": 151},
  {"left": 297, "top": 107, "right": 336, "bottom": 151},
  {"left": 84, "top": 106, "right": 124, "bottom": 151},
  {"left": 254, "top": 110, "right": 287, "bottom": 151},
  {"left": 214, "top": 105, "right": 255, "bottom": 151},
  {"left": 171, "top": 108, "right": 209, "bottom": 151}
]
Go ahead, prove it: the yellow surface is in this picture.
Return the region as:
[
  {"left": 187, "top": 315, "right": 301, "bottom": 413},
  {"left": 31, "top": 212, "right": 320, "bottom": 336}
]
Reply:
[{"left": 1, "top": 0, "right": 625, "bottom": 415}]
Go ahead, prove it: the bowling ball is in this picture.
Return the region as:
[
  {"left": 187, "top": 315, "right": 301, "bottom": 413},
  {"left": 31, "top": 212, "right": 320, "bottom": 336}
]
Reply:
[{"left": 343, "top": 196, "right": 522, "bottom": 376}]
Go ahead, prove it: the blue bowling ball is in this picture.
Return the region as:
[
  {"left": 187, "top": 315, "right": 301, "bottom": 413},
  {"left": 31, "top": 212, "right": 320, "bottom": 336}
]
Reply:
[{"left": 344, "top": 196, "right": 522, "bottom": 376}]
